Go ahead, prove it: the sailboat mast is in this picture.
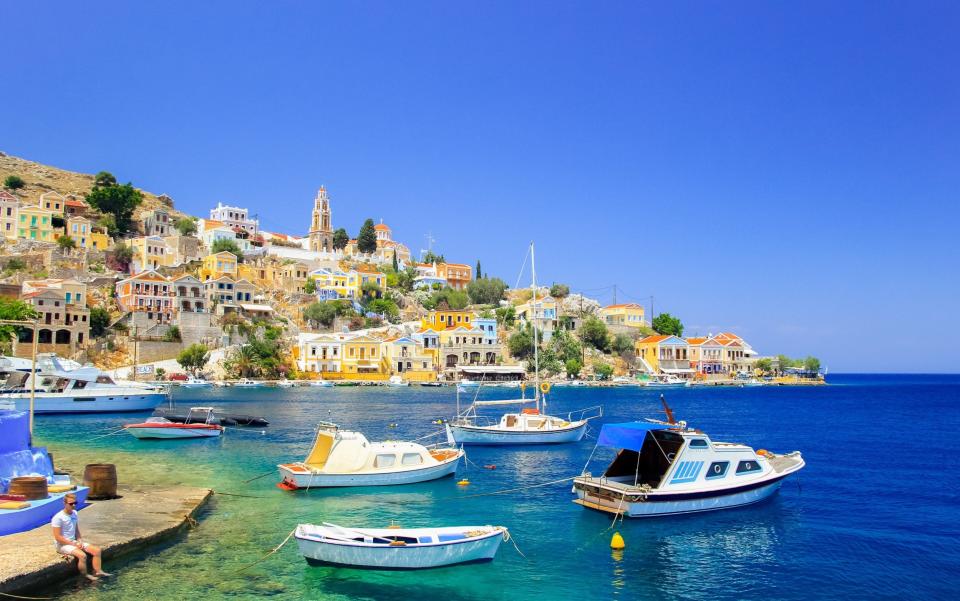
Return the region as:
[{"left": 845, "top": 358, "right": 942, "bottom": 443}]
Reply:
[{"left": 531, "top": 242, "right": 541, "bottom": 412}]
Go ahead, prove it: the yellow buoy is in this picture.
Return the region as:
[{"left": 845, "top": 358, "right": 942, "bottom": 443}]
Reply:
[
  {"left": 610, "top": 532, "right": 625, "bottom": 550},
  {"left": 457, "top": 479, "right": 470, "bottom": 486}
]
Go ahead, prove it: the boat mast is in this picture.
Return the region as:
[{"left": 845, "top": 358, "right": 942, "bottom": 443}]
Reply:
[{"left": 531, "top": 242, "right": 542, "bottom": 413}]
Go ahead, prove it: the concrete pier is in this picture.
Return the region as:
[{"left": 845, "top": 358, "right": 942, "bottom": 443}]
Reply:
[{"left": 0, "top": 484, "right": 211, "bottom": 594}]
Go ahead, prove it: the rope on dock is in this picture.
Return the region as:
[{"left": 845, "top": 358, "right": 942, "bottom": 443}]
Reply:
[
  {"left": 0, "top": 592, "right": 53, "bottom": 600},
  {"left": 232, "top": 528, "right": 296, "bottom": 574}
]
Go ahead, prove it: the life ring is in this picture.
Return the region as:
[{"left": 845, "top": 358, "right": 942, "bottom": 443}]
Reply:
[
  {"left": 540, "top": 382, "right": 551, "bottom": 395},
  {"left": 520, "top": 381, "right": 527, "bottom": 390}
]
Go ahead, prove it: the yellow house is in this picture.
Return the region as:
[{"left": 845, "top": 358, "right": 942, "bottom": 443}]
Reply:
[
  {"left": 421, "top": 309, "right": 473, "bottom": 331},
  {"left": 16, "top": 205, "right": 56, "bottom": 242},
  {"left": 635, "top": 335, "right": 693, "bottom": 377},
  {"left": 383, "top": 337, "right": 436, "bottom": 381},
  {"left": 66, "top": 216, "right": 93, "bottom": 248},
  {"left": 89, "top": 228, "right": 110, "bottom": 251},
  {"left": 600, "top": 303, "right": 647, "bottom": 329},
  {"left": 199, "top": 251, "right": 239, "bottom": 281},
  {"left": 357, "top": 265, "right": 387, "bottom": 298},
  {"left": 310, "top": 268, "right": 360, "bottom": 299},
  {"left": 341, "top": 335, "right": 390, "bottom": 380},
  {"left": 129, "top": 236, "right": 177, "bottom": 272},
  {"left": 238, "top": 263, "right": 282, "bottom": 290}
]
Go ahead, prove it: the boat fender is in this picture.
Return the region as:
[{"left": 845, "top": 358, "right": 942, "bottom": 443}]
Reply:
[{"left": 610, "top": 532, "right": 625, "bottom": 550}]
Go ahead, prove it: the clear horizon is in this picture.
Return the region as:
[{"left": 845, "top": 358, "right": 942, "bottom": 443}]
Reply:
[{"left": 2, "top": 1, "right": 957, "bottom": 373}]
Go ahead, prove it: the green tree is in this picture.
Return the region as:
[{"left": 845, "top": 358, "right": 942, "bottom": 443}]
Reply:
[
  {"left": 332, "top": 228, "right": 349, "bottom": 250},
  {"left": 507, "top": 325, "right": 536, "bottom": 360},
  {"left": 361, "top": 280, "right": 382, "bottom": 301},
  {"left": 495, "top": 306, "right": 516, "bottom": 328},
  {"left": 303, "top": 300, "right": 353, "bottom": 328},
  {"left": 392, "top": 253, "right": 399, "bottom": 272},
  {"left": 97, "top": 214, "right": 117, "bottom": 236},
  {"left": 0, "top": 298, "right": 39, "bottom": 343},
  {"left": 163, "top": 325, "right": 182, "bottom": 342},
  {"left": 366, "top": 298, "right": 400, "bottom": 321},
  {"left": 176, "top": 217, "right": 197, "bottom": 236},
  {"left": 422, "top": 250, "right": 445, "bottom": 264},
  {"left": 111, "top": 243, "right": 134, "bottom": 271},
  {"left": 549, "top": 283, "right": 570, "bottom": 298},
  {"left": 396, "top": 267, "right": 416, "bottom": 292},
  {"left": 357, "top": 219, "right": 377, "bottom": 254},
  {"left": 594, "top": 361, "right": 614, "bottom": 380},
  {"left": 225, "top": 344, "right": 258, "bottom": 378},
  {"left": 803, "top": 356, "right": 821, "bottom": 373},
  {"left": 550, "top": 328, "right": 583, "bottom": 363},
  {"left": 579, "top": 316, "right": 611, "bottom": 352},
  {"left": 611, "top": 333, "right": 635, "bottom": 355},
  {"left": 3, "top": 175, "right": 24, "bottom": 190},
  {"left": 304, "top": 278, "right": 316, "bottom": 294},
  {"left": 776, "top": 354, "right": 794, "bottom": 373},
  {"left": 425, "top": 287, "right": 469, "bottom": 310},
  {"left": 466, "top": 277, "right": 507, "bottom": 305},
  {"left": 4, "top": 258, "right": 25, "bottom": 272},
  {"left": 565, "top": 358, "right": 583, "bottom": 378},
  {"left": 211, "top": 238, "right": 243, "bottom": 261},
  {"left": 85, "top": 171, "right": 143, "bottom": 235},
  {"left": 652, "top": 313, "right": 684, "bottom": 337},
  {"left": 177, "top": 343, "right": 210, "bottom": 375},
  {"left": 89, "top": 307, "right": 111, "bottom": 337},
  {"left": 56, "top": 235, "right": 76, "bottom": 252},
  {"left": 755, "top": 358, "right": 773, "bottom": 374},
  {"left": 475, "top": 260, "right": 482, "bottom": 279}
]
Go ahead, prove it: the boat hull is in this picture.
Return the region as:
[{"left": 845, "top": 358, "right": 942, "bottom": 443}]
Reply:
[
  {"left": 9, "top": 392, "right": 167, "bottom": 414},
  {"left": 446, "top": 421, "right": 587, "bottom": 445},
  {"left": 126, "top": 426, "right": 223, "bottom": 439},
  {"left": 0, "top": 486, "right": 90, "bottom": 536},
  {"left": 296, "top": 529, "right": 503, "bottom": 569},
  {"left": 574, "top": 477, "right": 787, "bottom": 518},
  {"left": 278, "top": 455, "right": 460, "bottom": 488}
]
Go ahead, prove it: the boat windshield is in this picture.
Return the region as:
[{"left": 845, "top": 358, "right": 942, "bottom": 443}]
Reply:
[{"left": 603, "top": 430, "right": 684, "bottom": 487}]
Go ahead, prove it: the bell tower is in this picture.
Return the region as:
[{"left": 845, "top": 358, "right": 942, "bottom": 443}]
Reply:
[{"left": 309, "top": 187, "right": 333, "bottom": 252}]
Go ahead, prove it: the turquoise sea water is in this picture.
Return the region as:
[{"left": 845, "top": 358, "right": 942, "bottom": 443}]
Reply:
[{"left": 31, "top": 374, "right": 960, "bottom": 600}]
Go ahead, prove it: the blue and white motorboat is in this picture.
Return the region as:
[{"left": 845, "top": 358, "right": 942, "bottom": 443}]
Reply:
[
  {"left": 295, "top": 522, "right": 506, "bottom": 569},
  {"left": 180, "top": 376, "right": 213, "bottom": 388},
  {"left": 572, "top": 400, "right": 804, "bottom": 517},
  {"left": 643, "top": 374, "right": 690, "bottom": 388},
  {"left": 278, "top": 422, "right": 463, "bottom": 489},
  {"left": 0, "top": 410, "right": 90, "bottom": 536},
  {"left": 309, "top": 380, "right": 334, "bottom": 388},
  {"left": 0, "top": 355, "right": 167, "bottom": 414}
]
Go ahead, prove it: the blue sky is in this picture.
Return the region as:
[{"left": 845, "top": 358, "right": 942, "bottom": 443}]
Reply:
[{"left": 2, "top": 2, "right": 958, "bottom": 372}]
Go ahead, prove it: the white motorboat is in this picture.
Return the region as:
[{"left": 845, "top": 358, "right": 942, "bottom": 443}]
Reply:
[
  {"left": 125, "top": 407, "right": 224, "bottom": 439},
  {"left": 572, "top": 397, "right": 804, "bottom": 517},
  {"left": 233, "top": 379, "right": 264, "bottom": 388},
  {"left": 295, "top": 522, "right": 506, "bottom": 569},
  {"left": 277, "top": 380, "right": 297, "bottom": 388},
  {"left": 0, "top": 355, "right": 167, "bottom": 414},
  {"left": 387, "top": 375, "right": 410, "bottom": 387},
  {"left": 180, "top": 376, "right": 212, "bottom": 388},
  {"left": 445, "top": 243, "right": 601, "bottom": 445},
  {"left": 310, "top": 380, "right": 334, "bottom": 388},
  {"left": 278, "top": 422, "right": 463, "bottom": 489},
  {"left": 644, "top": 374, "right": 690, "bottom": 388}
]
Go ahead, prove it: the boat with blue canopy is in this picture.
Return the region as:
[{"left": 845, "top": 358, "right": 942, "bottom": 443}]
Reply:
[{"left": 572, "top": 396, "right": 804, "bottom": 517}]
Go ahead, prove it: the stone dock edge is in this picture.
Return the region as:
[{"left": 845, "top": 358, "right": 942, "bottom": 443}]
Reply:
[{"left": 0, "top": 485, "right": 213, "bottom": 594}]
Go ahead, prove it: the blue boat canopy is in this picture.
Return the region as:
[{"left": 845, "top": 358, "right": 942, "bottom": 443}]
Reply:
[{"left": 597, "top": 421, "right": 672, "bottom": 451}]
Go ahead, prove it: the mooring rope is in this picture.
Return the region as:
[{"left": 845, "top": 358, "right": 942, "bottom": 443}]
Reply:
[
  {"left": 87, "top": 426, "right": 128, "bottom": 441},
  {"left": 0, "top": 592, "right": 53, "bottom": 600},
  {"left": 242, "top": 469, "right": 276, "bottom": 484},
  {"left": 232, "top": 528, "right": 296, "bottom": 574},
  {"left": 213, "top": 491, "right": 266, "bottom": 499}
]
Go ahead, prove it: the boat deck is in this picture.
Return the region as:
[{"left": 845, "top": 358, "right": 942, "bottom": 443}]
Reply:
[
  {"left": 766, "top": 452, "right": 803, "bottom": 474},
  {"left": 0, "top": 484, "right": 211, "bottom": 595}
]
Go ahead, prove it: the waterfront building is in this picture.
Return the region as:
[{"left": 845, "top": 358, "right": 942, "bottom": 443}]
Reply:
[
  {"left": 341, "top": 335, "right": 390, "bottom": 379},
  {"left": 209, "top": 202, "right": 258, "bottom": 235},
  {"left": 720, "top": 337, "right": 749, "bottom": 375},
  {"left": 199, "top": 251, "right": 239, "bottom": 281},
  {"left": 438, "top": 325, "right": 500, "bottom": 371},
  {"left": 421, "top": 309, "right": 474, "bottom": 331},
  {"left": 0, "top": 190, "right": 20, "bottom": 240},
  {"left": 635, "top": 335, "right": 693, "bottom": 378},
  {"left": 296, "top": 333, "right": 345, "bottom": 374},
  {"left": 115, "top": 270, "right": 175, "bottom": 324},
  {"left": 16, "top": 204, "right": 56, "bottom": 242},
  {"left": 473, "top": 316, "right": 498, "bottom": 345},
  {"left": 686, "top": 337, "right": 725, "bottom": 375},
  {"left": 308, "top": 187, "right": 334, "bottom": 252},
  {"left": 412, "top": 328, "right": 441, "bottom": 366},
  {"left": 599, "top": 303, "right": 647, "bottom": 329},
  {"left": 383, "top": 336, "right": 436, "bottom": 381}
]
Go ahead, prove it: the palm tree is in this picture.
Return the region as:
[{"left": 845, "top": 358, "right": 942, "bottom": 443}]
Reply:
[{"left": 227, "top": 345, "right": 258, "bottom": 379}]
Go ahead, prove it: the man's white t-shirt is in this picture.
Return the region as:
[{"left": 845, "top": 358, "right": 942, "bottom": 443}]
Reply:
[{"left": 51, "top": 510, "right": 78, "bottom": 550}]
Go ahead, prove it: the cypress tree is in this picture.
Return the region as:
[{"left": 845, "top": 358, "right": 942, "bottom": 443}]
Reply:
[
  {"left": 476, "top": 260, "right": 482, "bottom": 279},
  {"left": 357, "top": 219, "right": 378, "bottom": 254}
]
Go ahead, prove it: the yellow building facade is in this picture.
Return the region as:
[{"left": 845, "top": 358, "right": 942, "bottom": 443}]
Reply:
[
  {"left": 199, "top": 251, "right": 239, "bottom": 281},
  {"left": 635, "top": 335, "right": 692, "bottom": 376},
  {"left": 600, "top": 303, "right": 647, "bottom": 328},
  {"left": 17, "top": 205, "right": 56, "bottom": 242},
  {"left": 340, "top": 335, "right": 390, "bottom": 379},
  {"left": 421, "top": 309, "right": 473, "bottom": 331}
]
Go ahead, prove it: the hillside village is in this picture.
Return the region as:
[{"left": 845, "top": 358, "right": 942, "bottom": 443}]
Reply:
[{"left": 0, "top": 151, "right": 818, "bottom": 383}]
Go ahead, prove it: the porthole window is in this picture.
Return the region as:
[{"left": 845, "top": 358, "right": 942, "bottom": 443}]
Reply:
[
  {"left": 706, "top": 461, "right": 729, "bottom": 479},
  {"left": 736, "top": 460, "right": 762, "bottom": 474}
]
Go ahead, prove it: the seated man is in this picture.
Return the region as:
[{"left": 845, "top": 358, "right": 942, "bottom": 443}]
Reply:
[{"left": 51, "top": 493, "right": 112, "bottom": 581}]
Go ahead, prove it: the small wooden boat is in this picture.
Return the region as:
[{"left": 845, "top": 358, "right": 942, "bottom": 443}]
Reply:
[
  {"left": 125, "top": 407, "right": 224, "bottom": 439},
  {"left": 278, "top": 422, "right": 463, "bottom": 488},
  {"left": 295, "top": 522, "right": 506, "bottom": 569}
]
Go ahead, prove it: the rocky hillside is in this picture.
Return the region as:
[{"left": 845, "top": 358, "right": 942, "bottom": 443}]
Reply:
[{"left": 0, "top": 151, "right": 185, "bottom": 222}]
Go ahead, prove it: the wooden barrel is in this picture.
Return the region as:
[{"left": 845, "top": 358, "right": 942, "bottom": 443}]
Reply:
[
  {"left": 83, "top": 463, "right": 118, "bottom": 500},
  {"left": 9, "top": 476, "right": 49, "bottom": 501}
]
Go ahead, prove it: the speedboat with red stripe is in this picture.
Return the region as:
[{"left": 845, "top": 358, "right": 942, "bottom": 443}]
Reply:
[
  {"left": 125, "top": 407, "right": 224, "bottom": 439},
  {"left": 572, "top": 396, "right": 804, "bottom": 517}
]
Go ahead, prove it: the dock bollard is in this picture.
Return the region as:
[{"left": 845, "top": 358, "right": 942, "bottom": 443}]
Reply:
[{"left": 83, "top": 463, "right": 118, "bottom": 500}]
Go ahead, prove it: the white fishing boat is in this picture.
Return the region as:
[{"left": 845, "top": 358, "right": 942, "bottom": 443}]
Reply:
[
  {"left": 124, "top": 407, "right": 224, "bottom": 439},
  {"left": 277, "top": 380, "right": 297, "bottom": 388},
  {"left": 572, "top": 397, "right": 804, "bottom": 517},
  {"left": 233, "top": 378, "right": 264, "bottom": 388},
  {"left": 644, "top": 374, "right": 690, "bottom": 388},
  {"left": 310, "top": 380, "right": 334, "bottom": 388},
  {"left": 180, "top": 375, "right": 212, "bottom": 388},
  {"left": 445, "top": 243, "right": 601, "bottom": 445},
  {"left": 295, "top": 522, "right": 506, "bottom": 569},
  {"left": 387, "top": 375, "right": 410, "bottom": 387},
  {"left": 0, "top": 355, "right": 167, "bottom": 414},
  {"left": 278, "top": 422, "right": 463, "bottom": 489}
]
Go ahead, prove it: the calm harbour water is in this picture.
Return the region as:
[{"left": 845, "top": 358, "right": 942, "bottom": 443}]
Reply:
[{"left": 32, "top": 374, "right": 960, "bottom": 600}]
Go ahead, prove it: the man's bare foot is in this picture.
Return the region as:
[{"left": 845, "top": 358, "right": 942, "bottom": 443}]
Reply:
[
  {"left": 84, "top": 574, "right": 100, "bottom": 582},
  {"left": 95, "top": 571, "right": 113, "bottom": 577}
]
